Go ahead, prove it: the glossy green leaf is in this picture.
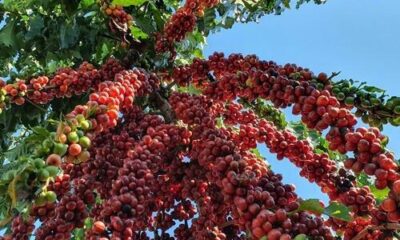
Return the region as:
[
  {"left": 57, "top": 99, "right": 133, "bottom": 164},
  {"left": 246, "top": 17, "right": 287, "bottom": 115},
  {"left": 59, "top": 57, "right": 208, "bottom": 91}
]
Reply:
[
  {"left": 25, "top": 16, "right": 44, "bottom": 40},
  {"left": 370, "top": 186, "right": 390, "bottom": 203},
  {"left": 298, "top": 199, "right": 324, "bottom": 214},
  {"left": 324, "top": 202, "right": 351, "bottom": 222},
  {"left": 3, "top": 0, "right": 33, "bottom": 11},
  {"left": 80, "top": 0, "right": 96, "bottom": 8},
  {"left": 363, "top": 85, "right": 385, "bottom": 93},
  {"left": 112, "top": 0, "right": 148, "bottom": 6},
  {"left": 130, "top": 26, "right": 149, "bottom": 40},
  {"left": 59, "top": 21, "right": 80, "bottom": 49},
  {"left": 0, "top": 20, "right": 17, "bottom": 48}
]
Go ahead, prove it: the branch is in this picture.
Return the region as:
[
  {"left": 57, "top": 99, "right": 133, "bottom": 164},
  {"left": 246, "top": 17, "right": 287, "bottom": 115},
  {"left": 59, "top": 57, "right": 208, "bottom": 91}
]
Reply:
[
  {"left": 352, "top": 223, "right": 400, "bottom": 240},
  {"left": 220, "top": 220, "right": 235, "bottom": 228},
  {"left": 150, "top": 91, "right": 175, "bottom": 123}
]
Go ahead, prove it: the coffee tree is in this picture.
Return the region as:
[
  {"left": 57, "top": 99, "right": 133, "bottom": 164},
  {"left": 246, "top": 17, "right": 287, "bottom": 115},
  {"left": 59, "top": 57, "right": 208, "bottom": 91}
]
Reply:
[{"left": 1, "top": 0, "right": 400, "bottom": 239}]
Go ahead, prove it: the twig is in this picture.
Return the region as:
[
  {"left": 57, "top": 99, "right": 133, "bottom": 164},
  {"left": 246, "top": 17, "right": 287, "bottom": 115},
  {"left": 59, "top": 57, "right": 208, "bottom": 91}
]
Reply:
[
  {"left": 111, "top": 19, "right": 128, "bottom": 33},
  {"left": 328, "top": 71, "right": 341, "bottom": 81},
  {"left": 99, "top": 32, "right": 121, "bottom": 41},
  {"left": 25, "top": 98, "right": 47, "bottom": 112}
]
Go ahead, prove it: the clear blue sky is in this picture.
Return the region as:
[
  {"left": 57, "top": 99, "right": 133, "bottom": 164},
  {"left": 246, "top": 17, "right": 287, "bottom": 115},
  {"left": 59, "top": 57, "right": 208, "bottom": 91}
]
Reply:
[{"left": 204, "top": 0, "right": 400, "bottom": 202}]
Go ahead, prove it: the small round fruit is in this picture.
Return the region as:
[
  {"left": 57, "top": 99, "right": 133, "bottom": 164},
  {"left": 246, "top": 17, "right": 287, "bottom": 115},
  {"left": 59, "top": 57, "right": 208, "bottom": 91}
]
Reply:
[
  {"left": 387, "top": 211, "right": 400, "bottom": 222},
  {"left": 67, "top": 132, "right": 79, "bottom": 143},
  {"left": 381, "top": 198, "right": 397, "bottom": 212},
  {"left": 77, "top": 150, "right": 90, "bottom": 162},
  {"left": 93, "top": 221, "right": 106, "bottom": 234},
  {"left": 45, "top": 191, "right": 57, "bottom": 203},
  {"left": 76, "top": 114, "right": 85, "bottom": 123},
  {"left": 33, "top": 158, "right": 46, "bottom": 169},
  {"left": 58, "top": 134, "right": 67, "bottom": 144},
  {"left": 68, "top": 143, "right": 82, "bottom": 156},
  {"left": 35, "top": 192, "right": 47, "bottom": 206},
  {"left": 79, "top": 136, "right": 91, "bottom": 148},
  {"left": 46, "top": 154, "right": 62, "bottom": 167},
  {"left": 80, "top": 120, "right": 91, "bottom": 130},
  {"left": 53, "top": 143, "right": 68, "bottom": 156},
  {"left": 38, "top": 169, "right": 49, "bottom": 181},
  {"left": 394, "top": 106, "right": 400, "bottom": 115},
  {"left": 344, "top": 97, "right": 355, "bottom": 107},
  {"left": 393, "top": 180, "right": 400, "bottom": 194},
  {"left": 42, "top": 139, "right": 53, "bottom": 149},
  {"left": 317, "top": 72, "right": 328, "bottom": 82},
  {"left": 46, "top": 166, "right": 59, "bottom": 177},
  {"left": 63, "top": 125, "right": 72, "bottom": 134},
  {"left": 336, "top": 92, "right": 345, "bottom": 101},
  {"left": 77, "top": 130, "right": 84, "bottom": 137}
]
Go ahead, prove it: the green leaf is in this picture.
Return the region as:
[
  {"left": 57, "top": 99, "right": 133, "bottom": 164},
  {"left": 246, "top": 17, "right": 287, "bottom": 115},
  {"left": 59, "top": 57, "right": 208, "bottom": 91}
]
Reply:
[
  {"left": 250, "top": 148, "right": 265, "bottom": 160},
  {"left": 193, "top": 49, "right": 203, "bottom": 58},
  {"left": 324, "top": 202, "right": 351, "bottom": 222},
  {"left": 59, "top": 21, "right": 80, "bottom": 49},
  {"left": 80, "top": 0, "right": 96, "bottom": 8},
  {"left": 370, "top": 186, "right": 389, "bottom": 203},
  {"left": 294, "top": 234, "right": 308, "bottom": 240},
  {"left": 216, "top": 116, "right": 225, "bottom": 129},
  {"left": 130, "top": 26, "right": 149, "bottom": 40},
  {"left": 178, "top": 84, "right": 201, "bottom": 95},
  {"left": 0, "top": 20, "right": 17, "bottom": 48},
  {"left": 3, "top": 0, "right": 33, "bottom": 11},
  {"left": 283, "top": 0, "right": 291, "bottom": 8},
  {"left": 223, "top": 17, "right": 235, "bottom": 29},
  {"left": 31, "top": 126, "right": 50, "bottom": 139},
  {"left": 4, "top": 143, "right": 29, "bottom": 164},
  {"left": 25, "top": 16, "right": 44, "bottom": 40},
  {"left": 95, "top": 42, "right": 113, "bottom": 62},
  {"left": 356, "top": 172, "right": 371, "bottom": 186},
  {"left": 363, "top": 85, "right": 385, "bottom": 93},
  {"left": 357, "top": 173, "right": 389, "bottom": 203},
  {"left": 72, "top": 228, "right": 85, "bottom": 240},
  {"left": 112, "top": 0, "right": 148, "bottom": 6},
  {"left": 298, "top": 199, "right": 324, "bottom": 214}
]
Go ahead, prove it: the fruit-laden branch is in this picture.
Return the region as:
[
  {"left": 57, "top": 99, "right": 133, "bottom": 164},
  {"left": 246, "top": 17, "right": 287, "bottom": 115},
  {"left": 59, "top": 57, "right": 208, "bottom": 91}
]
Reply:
[
  {"left": 325, "top": 78, "right": 400, "bottom": 129},
  {"left": 0, "top": 59, "right": 124, "bottom": 113},
  {"left": 166, "top": 53, "right": 400, "bottom": 238},
  {"left": 0, "top": 61, "right": 159, "bottom": 239},
  {"left": 169, "top": 92, "right": 334, "bottom": 239}
]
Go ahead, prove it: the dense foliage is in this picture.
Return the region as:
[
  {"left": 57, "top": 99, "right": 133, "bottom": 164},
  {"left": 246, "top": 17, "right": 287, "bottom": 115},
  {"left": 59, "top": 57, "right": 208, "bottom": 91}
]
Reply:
[{"left": 1, "top": 0, "right": 400, "bottom": 239}]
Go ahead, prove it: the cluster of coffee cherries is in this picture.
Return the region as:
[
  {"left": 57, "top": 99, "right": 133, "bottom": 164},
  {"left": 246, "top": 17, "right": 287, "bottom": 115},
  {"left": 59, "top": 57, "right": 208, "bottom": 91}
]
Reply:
[
  {"left": 168, "top": 53, "right": 400, "bottom": 238},
  {"left": 4, "top": 61, "right": 158, "bottom": 239},
  {"left": 0, "top": 216, "right": 35, "bottom": 240},
  {"left": 0, "top": 59, "right": 124, "bottom": 111},
  {"left": 1, "top": 79, "right": 28, "bottom": 106},
  {"left": 343, "top": 128, "right": 399, "bottom": 189},
  {"left": 155, "top": 0, "right": 220, "bottom": 55},
  {"left": 54, "top": 194, "right": 88, "bottom": 227},
  {"left": 170, "top": 92, "right": 334, "bottom": 239},
  {"left": 100, "top": 1, "right": 133, "bottom": 27}
]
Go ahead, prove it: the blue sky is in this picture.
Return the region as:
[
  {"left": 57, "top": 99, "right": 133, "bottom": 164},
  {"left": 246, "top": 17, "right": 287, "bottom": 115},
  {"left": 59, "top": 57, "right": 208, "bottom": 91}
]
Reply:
[{"left": 204, "top": 0, "right": 400, "bottom": 202}]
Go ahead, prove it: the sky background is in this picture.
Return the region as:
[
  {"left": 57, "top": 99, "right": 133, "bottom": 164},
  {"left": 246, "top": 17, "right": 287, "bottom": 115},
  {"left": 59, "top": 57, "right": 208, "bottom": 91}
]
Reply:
[{"left": 204, "top": 0, "right": 400, "bottom": 203}]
